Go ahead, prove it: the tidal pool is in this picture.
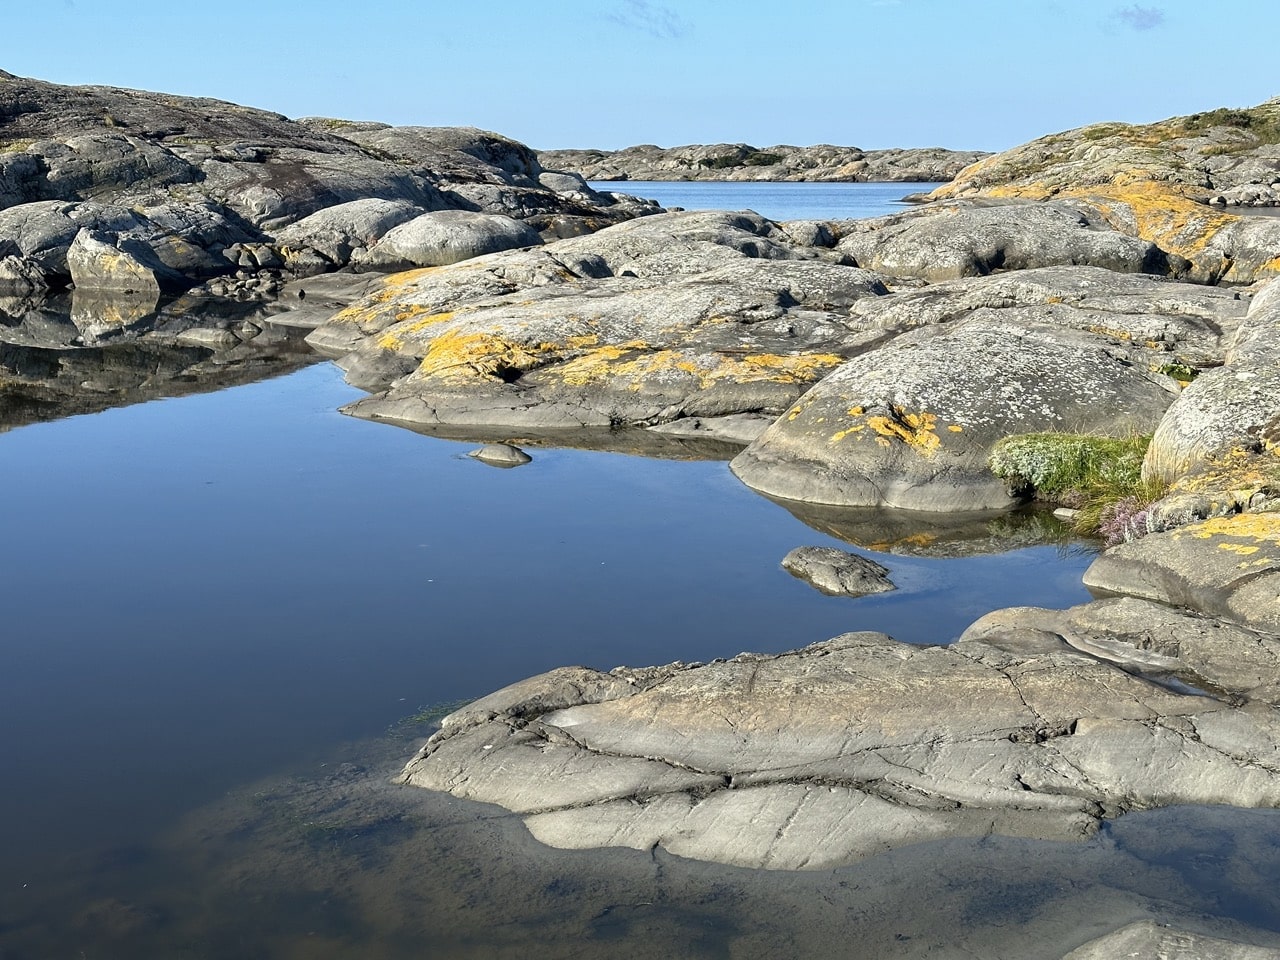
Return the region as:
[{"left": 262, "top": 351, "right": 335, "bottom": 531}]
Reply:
[{"left": 3, "top": 359, "right": 1277, "bottom": 958}]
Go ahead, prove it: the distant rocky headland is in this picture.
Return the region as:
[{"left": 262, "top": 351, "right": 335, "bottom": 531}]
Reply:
[
  {"left": 539, "top": 142, "right": 988, "bottom": 182},
  {"left": 5, "top": 70, "right": 1280, "bottom": 955}
]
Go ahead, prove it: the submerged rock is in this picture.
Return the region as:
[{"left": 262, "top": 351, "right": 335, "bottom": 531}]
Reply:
[
  {"left": 468, "top": 442, "right": 532, "bottom": 467},
  {"left": 1063, "top": 921, "right": 1280, "bottom": 960}
]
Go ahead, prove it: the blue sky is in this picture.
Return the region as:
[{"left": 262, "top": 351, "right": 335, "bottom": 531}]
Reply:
[{"left": 6, "top": 1, "right": 1277, "bottom": 152}]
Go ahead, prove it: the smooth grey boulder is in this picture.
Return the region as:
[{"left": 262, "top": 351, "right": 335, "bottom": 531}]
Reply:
[
  {"left": 401, "top": 627, "right": 1280, "bottom": 870},
  {"left": 841, "top": 264, "right": 1245, "bottom": 365},
  {"left": 537, "top": 170, "right": 596, "bottom": 196},
  {"left": 781, "top": 545, "right": 895, "bottom": 597},
  {"left": 730, "top": 311, "right": 1174, "bottom": 511},
  {"left": 835, "top": 199, "right": 1177, "bottom": 283},
  {"left": 1144, "top": 278, "right": 1280, "bottom": 484},
  {"left": 1082, "top": 514, "right": 1280, "bottom": 633},
  {"left": 271, "top": 198, "right": 423, "bottom": 273},
  {"left": 67, "top": 229, "right": 185, "bottom": 295},
  {"left": 353, "top": 210, "right": 543, "bottom": 269},
  {"left": 467, "top": 442, "right": 532, "bottom": 467},
  {"left": 1063, "top": 921, "right": 1280, "bottom": 960}
]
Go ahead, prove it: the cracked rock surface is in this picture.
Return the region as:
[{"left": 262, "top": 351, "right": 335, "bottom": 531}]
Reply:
[{"left": 399, "top": 607, "right": 1280, "bottom": 870}]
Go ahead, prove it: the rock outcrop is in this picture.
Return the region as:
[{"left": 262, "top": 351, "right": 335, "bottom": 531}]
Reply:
[
  {"left": 928, "top": 97, "right": 1280, "bottom": 285},
  {"left": 391, "top": 98, "right": 1280, "bottom": 883},
  {"left": 400, "top": 604, "right": 1280, "bottom": 869},
  {"left": 306, "top": 210, "right": 893, "bottom": 433},
  {"left": 539, "top": 142, "right": 989, "bottom": 183},
  {"left": 0, "top": 72, "right": 653, "bottom": 296}
]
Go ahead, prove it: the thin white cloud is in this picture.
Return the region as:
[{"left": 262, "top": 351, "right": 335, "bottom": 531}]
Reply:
[
  {"left": 1114, "top": 4, "right": 1166, "bottom": 30},
  {"left": 605, "top": 0, "right": 689, "bottom": 40}
]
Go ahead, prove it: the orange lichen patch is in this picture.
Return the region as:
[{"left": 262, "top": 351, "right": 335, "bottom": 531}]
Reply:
[
  {"left": 1080, "top": 185, "right": 1239, "bottom": 261},
  {"left": 554, "top": 341, "right": 652, "bottom": 387},
  {"left": 829, "top": 406, "right": 944, "bottom": 457},
  {"left": 382, "top": 266, "right": 440, "bottom": 289},
  {"left": 376, "top": 310, "right": 457, "bottom": 351},
  {"left": 785, "top": 398, "right": 813, "bottom": 422},
  {"left": 737, "top": 353, "right": 845, "bottom": 383},
  {"left": 867, "top": 411, "right": 942, "bottom": 455},
  {"left": 1168, "top": 447, "right": 1280, "bottom": 498},
  {"left": 947, "top": 424, "right": 964, "bottom": 433},
  {"left": 1086, "top": 324, "right": 1135, "bottom": 341},
  {"left": 413, "top": 330, "right": 551, "bottom": 383},
  {"left": 557, "top": 348, "right": 842, "bottom": 391}
]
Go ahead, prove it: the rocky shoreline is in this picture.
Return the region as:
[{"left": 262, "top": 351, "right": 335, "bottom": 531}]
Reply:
[
  {"left": 538, "top": 142, "right": 988, "bottom": 183},
  {"left": 5, "top": 72, "right": 1280, "bottom": 956}
]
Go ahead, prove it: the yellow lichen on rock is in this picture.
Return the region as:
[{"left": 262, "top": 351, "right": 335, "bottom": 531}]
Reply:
[
  {"left": 555, "top": 341, "right": 651, "bottom": 387},
  {"left": 867, "top": 410, "right": 942, "bottom": 456},
  {"left": 413, "top": 330, "right": 551, "bottom": 383},
  {"left": 376, "top": 310, "right": 456, "bottom": 350},
  {"left": 557, "top": 348, "right": 842, "bottom": 391},
  {"left": 1180, "top": 513, "right": 1280, "bottom": 544},
  {"left": 828, "top": 406, "right": 944, "bottom": 456},
  {"left": 1083, "top": 185, "right": 1239, "bottom": 261}
]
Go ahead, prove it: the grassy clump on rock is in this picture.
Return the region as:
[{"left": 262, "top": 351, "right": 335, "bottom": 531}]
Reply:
[{"left": 989, "top": 433, "right": 1164, "bottom": 543}]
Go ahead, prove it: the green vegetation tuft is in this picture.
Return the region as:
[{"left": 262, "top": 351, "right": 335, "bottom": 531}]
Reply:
[
  {"left": 1180, "top": 107, "right": 1280, "bottom": 144},
  {"left": 698, "top": 150, "right": 784, "bottom": 170},
  {"left": 989, "top": 433, "right": 1165, "bottom": 543}
]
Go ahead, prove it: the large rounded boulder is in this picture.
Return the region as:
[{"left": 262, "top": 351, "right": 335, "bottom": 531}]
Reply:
[
  {"left": 353, "top": 210, "right": 543, "bottom": 270},
  {"left": 731, "top": 311, "right": 1176, "bottom": 511}
]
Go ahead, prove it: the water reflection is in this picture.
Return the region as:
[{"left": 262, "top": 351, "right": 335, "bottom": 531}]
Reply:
[
  {"left": 6, "top": 728, "right": 1279, "bottom": 960},
  {"left": 0, "top": 291, "right": 317, "bottom": 431},
  {"left": 767, "top": 496, "right": 1085, "bottom": 558}
]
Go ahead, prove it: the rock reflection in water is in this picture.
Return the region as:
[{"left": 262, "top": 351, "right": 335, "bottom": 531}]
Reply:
[
  {"left": 0, "top": 291, "right": 319, "bottom": 432},
  {"left": 768, "top": 494, "right": 1080, "bottom": 558},
  {"left": 5, "top": 728, "right": 1279, "bottom": 960}
]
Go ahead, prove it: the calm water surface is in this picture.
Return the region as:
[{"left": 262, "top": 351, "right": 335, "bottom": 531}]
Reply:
[
  {"left": 589, "top": 179, "right": 940, "bottom": 221},
  {"left": 2, "top": 182, "right": 1277, "bottom": 958}
]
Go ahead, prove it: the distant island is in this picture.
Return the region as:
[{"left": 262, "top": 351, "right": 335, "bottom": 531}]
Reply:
[{"left": 539, "top": 142, "right": 988, "bottom": 182}]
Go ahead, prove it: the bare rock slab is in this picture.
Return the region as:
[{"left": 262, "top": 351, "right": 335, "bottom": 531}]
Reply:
[
  {"left": 400, "top": 627, "right": 1280, "bottom": 870},
  {"left": 1083, "top": 514, "right": 1280, "bottom": 632}
]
